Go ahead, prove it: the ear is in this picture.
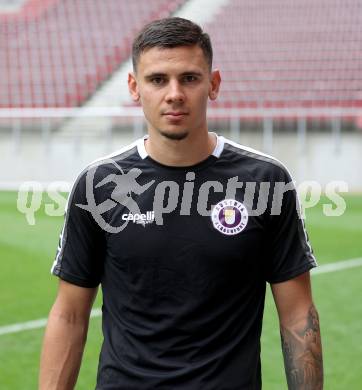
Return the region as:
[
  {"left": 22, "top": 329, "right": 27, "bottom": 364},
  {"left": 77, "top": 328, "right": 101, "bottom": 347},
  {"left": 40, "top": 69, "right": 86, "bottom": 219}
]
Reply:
[
  {"left": 209, "top": 69, "right": 221, "bottom": 101},
  {"left": 128, "top": 72, "right": 140, "bottom": 102}
]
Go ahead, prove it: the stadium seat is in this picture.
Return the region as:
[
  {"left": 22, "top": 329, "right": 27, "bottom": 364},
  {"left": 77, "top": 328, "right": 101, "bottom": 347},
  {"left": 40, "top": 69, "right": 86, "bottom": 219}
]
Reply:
[
  {"left": 207, "top": 0, "right": 362, "bottom": 111},
  {"left": 0, "top": 0, "right": 187, "bottom": 108}
]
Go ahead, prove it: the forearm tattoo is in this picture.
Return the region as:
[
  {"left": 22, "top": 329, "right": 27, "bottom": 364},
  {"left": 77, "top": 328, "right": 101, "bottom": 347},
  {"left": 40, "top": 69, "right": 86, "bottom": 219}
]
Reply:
[{"left": 280, "top": 304, "right": 323, "bottom": 390}]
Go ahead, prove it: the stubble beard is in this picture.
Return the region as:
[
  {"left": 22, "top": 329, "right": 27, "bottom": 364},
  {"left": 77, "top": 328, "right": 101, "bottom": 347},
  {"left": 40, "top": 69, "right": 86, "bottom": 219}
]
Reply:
[{"left": 158, "top": 128, "right": 189, "bottom": 141}]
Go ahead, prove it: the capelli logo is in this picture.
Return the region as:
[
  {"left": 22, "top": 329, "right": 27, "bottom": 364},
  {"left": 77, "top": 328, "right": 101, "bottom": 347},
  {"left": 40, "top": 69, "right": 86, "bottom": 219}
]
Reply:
[{"left": 122, "top": 211, "right": 155, "bottom": 225}]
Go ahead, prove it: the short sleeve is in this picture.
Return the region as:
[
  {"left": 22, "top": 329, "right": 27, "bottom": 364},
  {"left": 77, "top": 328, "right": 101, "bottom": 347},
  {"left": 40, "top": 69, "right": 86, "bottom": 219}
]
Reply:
[
  {"left": 51, "top": 170, "right": 105, "bottom": 287},
  {"left": 264, "top": 169, "right": 317, "bottom": 284}
]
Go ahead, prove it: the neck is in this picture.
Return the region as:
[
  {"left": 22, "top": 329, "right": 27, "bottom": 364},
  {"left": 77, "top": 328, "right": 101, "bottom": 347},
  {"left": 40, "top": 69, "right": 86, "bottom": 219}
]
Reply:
[{"left": 144, "top": 130, "right": 217, "bottom": 167}]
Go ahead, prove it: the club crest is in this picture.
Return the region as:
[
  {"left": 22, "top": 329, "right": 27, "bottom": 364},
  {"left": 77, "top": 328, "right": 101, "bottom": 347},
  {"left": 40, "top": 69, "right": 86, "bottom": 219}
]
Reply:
[{"left": 211, "top": 199, "right": 248, "bottom": 235}]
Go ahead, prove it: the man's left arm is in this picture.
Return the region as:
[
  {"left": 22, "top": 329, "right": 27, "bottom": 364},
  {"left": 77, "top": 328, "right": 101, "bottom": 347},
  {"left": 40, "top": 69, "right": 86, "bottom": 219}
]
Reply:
[{"left": 271, "top": 271, "right": 323, "bottom": 390}]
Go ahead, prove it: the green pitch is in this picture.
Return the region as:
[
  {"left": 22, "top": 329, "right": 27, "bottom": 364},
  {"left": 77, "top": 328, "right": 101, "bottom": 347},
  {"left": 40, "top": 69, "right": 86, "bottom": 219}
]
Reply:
[{"left": 0, "top": 191, "right": 361, "bottom": 389}]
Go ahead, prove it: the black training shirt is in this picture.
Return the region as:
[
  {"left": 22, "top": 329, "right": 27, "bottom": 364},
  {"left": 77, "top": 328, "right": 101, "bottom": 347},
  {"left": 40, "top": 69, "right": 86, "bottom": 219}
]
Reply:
[{"left": 52, "top": 134, "right": 317, "bottom": 390}]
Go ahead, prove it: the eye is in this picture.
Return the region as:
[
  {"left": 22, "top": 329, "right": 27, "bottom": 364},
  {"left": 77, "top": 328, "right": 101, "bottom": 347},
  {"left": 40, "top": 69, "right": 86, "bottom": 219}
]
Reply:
[
  {"left": 183, "top": 75, "right": 197, "bottom": 83},
  {"left": 151, "top": 77, "right": 165, "bottom": 85}
]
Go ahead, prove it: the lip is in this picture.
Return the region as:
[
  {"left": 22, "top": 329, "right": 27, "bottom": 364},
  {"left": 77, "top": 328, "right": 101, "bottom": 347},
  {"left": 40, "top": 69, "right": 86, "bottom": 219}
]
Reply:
[{"left": 163, "top": 112, "right": 188, "bottom": 116}]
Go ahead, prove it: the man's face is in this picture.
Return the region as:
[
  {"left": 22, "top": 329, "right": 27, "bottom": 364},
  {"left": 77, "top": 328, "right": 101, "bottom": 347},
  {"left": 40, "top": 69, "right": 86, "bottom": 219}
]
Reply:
[{"left": 128, "top": 45, "right": 220, "bottom": 141}]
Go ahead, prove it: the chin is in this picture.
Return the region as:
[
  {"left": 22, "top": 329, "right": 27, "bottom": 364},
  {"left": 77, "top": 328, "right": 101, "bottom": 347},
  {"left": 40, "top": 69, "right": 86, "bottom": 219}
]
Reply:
[{"left": 159, "top": 129, "right": 189, "bottom": 141}]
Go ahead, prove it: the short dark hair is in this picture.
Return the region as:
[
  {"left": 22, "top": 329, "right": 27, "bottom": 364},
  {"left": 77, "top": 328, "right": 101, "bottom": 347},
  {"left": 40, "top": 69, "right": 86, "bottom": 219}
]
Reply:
[{"left": 132, "top": 17, "right": 213, "bottom": 72}]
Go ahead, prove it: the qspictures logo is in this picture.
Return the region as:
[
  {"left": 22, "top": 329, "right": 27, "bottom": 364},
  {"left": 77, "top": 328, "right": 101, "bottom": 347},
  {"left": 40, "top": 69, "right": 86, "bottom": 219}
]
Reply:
[
  {"left": 75, "top": 160, "right": 155, "bottom": 233},
  {"left": 16, "top": 158, "right": 349, "bottom": 230}
]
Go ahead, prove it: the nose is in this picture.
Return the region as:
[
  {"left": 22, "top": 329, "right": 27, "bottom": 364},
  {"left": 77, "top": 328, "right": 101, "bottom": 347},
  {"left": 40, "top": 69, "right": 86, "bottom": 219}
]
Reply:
[{"left": 165, "top": 80, "right": 185, "bottom": 104}]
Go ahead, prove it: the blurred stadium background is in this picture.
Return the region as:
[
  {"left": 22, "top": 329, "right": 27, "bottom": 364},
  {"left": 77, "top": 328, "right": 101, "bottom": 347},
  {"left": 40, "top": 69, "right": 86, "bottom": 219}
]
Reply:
[{"left": 0, "top": 0, "right": 361, "bottom": 389}]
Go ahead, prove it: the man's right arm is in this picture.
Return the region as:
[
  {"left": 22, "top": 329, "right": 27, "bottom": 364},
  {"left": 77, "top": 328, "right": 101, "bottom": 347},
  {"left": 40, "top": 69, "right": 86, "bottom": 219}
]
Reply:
[{"left": 39, "top": 279, "right": 98, "bottom": 390}]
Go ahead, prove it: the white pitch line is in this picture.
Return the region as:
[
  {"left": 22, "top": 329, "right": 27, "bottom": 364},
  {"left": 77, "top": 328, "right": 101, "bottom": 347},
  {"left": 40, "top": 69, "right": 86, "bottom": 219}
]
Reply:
[
  {"left": 311, "top": 257, "right": 362, "bottom": 274},
  {"left": 0, "top": 308, "right": 102, "bottom": 336},
  {"left": 1, "top": 258, "right": 362, "bottom": 337}
]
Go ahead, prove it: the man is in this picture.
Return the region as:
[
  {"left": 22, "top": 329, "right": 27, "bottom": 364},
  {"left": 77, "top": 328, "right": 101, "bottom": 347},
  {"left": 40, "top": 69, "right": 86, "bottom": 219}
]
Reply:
[{"left": 39, "top": 17, "right": 323, "bottom": 390}]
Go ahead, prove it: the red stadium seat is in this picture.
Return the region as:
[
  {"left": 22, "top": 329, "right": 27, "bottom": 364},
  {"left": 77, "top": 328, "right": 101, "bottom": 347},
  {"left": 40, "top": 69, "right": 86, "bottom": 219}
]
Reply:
[
  {"left": 0, "top": 0, "right": 187, "bottom": 108},
  {"left": 207, "top": 0, "right": 362, "bottom": 111}
]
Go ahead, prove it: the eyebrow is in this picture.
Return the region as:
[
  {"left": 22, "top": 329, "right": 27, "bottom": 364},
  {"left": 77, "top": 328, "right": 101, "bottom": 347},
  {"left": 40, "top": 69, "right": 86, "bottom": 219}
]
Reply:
[{"left": 144, "top": 71, "right": 203, "bottom": 80}]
